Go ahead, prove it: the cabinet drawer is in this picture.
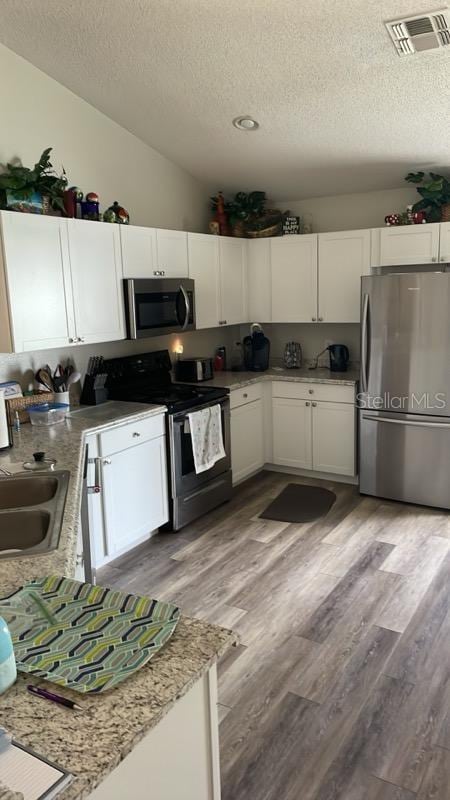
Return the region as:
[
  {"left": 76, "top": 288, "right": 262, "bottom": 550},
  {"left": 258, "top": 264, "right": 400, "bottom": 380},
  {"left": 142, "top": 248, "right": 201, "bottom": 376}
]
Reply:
[
  {"left": 99, "top": 413, "right": 165, "bottom": 456},
  {"left": 230, "top": 383, "right": 262, "bottom": 409},
  {"left": 271, "top": 380, "right": 355, "bottom": 404}
]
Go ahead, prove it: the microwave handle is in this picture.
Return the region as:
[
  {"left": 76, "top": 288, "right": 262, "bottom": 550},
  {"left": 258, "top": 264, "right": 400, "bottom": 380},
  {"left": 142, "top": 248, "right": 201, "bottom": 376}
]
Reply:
[{"left": 179, "top": 284, "right": 190, "bottom": 331}]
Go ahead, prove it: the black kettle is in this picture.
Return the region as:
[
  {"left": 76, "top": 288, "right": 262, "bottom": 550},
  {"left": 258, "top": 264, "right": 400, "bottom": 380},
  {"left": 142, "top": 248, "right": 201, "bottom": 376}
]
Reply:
[{"left": 328, "top": 344, "right": 349, "bottom": 372}]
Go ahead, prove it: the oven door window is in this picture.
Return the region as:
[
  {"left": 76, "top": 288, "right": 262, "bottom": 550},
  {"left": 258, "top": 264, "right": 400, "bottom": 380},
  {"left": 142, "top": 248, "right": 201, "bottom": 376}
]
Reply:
[{"left": 135, "top": 290, "right": 193, "bottom": 331}]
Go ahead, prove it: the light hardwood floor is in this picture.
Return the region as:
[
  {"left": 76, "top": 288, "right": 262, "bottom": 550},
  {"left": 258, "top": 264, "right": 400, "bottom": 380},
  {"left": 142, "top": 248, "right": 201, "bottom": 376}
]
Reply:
[{"left": 98, "top": 470, "right": 450, "bottom": 800}]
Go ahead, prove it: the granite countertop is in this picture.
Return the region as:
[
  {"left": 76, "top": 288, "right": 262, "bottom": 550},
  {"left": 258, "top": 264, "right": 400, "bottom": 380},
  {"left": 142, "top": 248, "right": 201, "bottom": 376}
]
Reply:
[
  {"left": 0, "top": 400, "right": 237, "bottom": 800},
  {"left": 0, "top": 617, "right": 236, "bottom": 800},
  {"left": 198, "top": 365, "right": 360, "bottom": 390},
  {"left": 0, "top": 401, "right": 167, "bottom": 598}
]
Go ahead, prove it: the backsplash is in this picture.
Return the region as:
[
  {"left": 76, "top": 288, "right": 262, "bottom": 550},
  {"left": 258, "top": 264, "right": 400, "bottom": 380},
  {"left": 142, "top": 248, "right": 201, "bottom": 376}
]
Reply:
[
  {"left": 239, "top": 322, "right": 360, "bottom": 368},
  {"left": 0, "top": 327, "right": 239, "bottom": 392}
]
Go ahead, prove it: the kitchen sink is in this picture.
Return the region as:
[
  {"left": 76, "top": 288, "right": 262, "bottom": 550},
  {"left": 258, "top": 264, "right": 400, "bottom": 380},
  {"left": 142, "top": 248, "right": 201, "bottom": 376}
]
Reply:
[
  {"left": 0, "top": 475, "right": 58, "bottom": 509},
  {"left": 0, "top": 471, "right": 70, "bottom": 559}
]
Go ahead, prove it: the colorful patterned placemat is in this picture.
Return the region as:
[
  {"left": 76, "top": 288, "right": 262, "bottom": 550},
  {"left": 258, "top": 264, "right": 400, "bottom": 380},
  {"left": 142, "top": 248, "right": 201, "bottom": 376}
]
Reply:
[{"left": 0, "top": 576, "right": 180, "bottom": 693}]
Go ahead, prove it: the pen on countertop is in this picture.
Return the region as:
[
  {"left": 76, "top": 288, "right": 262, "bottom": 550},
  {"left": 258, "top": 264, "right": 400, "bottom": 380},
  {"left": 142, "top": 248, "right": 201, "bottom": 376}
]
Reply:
[{"left": 27, "top": 684, "right": 84, "bottom": 712}]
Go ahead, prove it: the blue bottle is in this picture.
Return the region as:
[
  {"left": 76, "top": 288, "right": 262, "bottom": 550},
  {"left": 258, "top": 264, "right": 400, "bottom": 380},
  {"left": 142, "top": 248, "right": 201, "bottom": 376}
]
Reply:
[{"left": 0, "top": 617, "right": 16, "bottom": 693}]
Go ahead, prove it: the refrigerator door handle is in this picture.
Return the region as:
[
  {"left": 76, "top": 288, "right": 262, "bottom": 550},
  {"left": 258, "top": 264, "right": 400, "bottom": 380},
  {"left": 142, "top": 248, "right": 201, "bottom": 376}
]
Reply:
[
  {"left": 362, "top": 414, "right": 450, "bottom": 430},
  {"left": 361, "top": 292, "right": 369, "bottom": 393}
]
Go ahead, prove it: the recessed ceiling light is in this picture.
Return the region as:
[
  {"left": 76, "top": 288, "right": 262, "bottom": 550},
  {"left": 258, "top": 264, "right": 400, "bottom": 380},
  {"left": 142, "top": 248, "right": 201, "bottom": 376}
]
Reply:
[{"left": 233, "top": 116, "right": 259, "bottom": 131}]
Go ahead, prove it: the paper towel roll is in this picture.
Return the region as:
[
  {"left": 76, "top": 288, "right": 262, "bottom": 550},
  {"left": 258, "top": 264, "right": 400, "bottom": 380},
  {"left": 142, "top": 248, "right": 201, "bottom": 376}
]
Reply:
[{"left": 0, "top": 390, "right": 11, "bottom": 450}]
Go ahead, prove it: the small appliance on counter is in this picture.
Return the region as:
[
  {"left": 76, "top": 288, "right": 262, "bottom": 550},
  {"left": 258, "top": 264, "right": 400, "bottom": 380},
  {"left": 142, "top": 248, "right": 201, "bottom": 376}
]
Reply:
[
  {"left": 243, "top": 323, "right": 270, "bottom": 371},
  {"left": 175, "top": 357, "right": 214, "bottom": 383},
  {"left": 328, "top": 344, "right": 349, "bottom": 372},
  {"left": 214, "top": 346, "right": 227, "bottom": 371},
  {"left": 310, "top": 344, "right": 350, "bottom": 372},
  {"left": 283, "top": 341, "right": 302, "bottom": 369}
]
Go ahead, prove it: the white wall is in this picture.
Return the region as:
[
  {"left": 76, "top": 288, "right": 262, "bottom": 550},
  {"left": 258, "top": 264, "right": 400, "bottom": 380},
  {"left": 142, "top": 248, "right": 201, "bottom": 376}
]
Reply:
[
  {"left": 278, "top": 187, "right": 417, "bottom": 233},
  {"left": 240, "top": 323, "right": 360, "bottom": 368},
  {"left": 0, "top": 44, "right": 208, "bottom": 232},
  {"left": 0, "top": 327, "right": 239, "bottom": 396}
]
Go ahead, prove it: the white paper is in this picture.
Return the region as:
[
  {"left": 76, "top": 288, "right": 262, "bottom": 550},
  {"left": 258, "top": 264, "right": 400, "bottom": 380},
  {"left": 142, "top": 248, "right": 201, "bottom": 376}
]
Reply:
[{"left": 0, "top": 742, "right": 69, "bottom": 800}]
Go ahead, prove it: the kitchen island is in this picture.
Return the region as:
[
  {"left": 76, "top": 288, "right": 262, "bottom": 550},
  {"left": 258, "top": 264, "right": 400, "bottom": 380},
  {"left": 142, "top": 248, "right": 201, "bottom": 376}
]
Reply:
[{"left": 0, "top": 402, "right": 237, "bottom": 799}]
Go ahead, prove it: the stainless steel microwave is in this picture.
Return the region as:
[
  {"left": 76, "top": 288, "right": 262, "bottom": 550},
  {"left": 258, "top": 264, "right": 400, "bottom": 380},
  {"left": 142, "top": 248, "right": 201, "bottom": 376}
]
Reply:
[{"left": 124, "top": 278, "right": 196, "bottom": 339}]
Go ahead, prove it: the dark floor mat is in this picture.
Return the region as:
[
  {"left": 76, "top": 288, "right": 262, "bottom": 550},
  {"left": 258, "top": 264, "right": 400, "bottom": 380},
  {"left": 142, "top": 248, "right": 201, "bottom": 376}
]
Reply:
[{"left": 259, "top": 483, "right": 336, "bottom": 523}]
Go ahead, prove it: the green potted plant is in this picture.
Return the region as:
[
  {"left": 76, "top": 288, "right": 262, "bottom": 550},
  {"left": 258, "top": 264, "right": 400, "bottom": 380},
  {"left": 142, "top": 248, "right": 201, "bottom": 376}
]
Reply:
[
  {"left": 0, "top": 148, "right": 67, "bottom": 214},
  {"left": 405, "top": 171, "right": 450, "bottom": 223},
  {"left": 226, "top": 191, "right": 266, "bottom": 236}
]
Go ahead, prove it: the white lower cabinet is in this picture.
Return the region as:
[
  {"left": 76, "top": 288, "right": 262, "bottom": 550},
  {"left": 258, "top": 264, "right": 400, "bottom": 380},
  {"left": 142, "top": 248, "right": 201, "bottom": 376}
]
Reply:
[
  {"left": 83, "top": 414, "right": 169, "bottom": 572},
  {"left": 231, "top": 398, "right": 264, "bottom": 484},
  {"left": 272, "top": 398, "right": 312, "bottom": 469},
  {"left": 271, "top": 382, "right": 356, "bottom": 477},
  {"left": 312, "top": 401, "right": 356, "bottom": 476}
]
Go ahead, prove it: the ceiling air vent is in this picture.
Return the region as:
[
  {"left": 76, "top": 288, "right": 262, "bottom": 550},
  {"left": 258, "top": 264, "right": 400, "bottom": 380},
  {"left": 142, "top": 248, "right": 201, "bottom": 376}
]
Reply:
[{"left": 385, "top": 8, "right": 450, "bottom": 55}]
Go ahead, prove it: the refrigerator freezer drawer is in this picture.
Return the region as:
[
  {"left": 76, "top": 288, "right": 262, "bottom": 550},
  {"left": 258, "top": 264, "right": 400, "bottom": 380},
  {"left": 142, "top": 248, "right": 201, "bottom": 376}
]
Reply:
[{"left": 359, "top": 410, "right": 450, "bottom": 509}]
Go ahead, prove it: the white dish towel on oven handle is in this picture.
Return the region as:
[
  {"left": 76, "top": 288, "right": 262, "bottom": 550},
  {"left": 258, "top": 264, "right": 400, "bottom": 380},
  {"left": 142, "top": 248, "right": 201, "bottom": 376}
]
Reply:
[{"left": 187, "top": 404, "right": 226, "bottom": 474}]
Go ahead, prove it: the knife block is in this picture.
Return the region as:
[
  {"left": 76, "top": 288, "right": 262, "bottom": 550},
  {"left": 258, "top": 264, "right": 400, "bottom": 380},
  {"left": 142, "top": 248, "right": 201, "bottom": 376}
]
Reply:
[{"left": 80, "top": 375, "right": 108, "bottom": 406}]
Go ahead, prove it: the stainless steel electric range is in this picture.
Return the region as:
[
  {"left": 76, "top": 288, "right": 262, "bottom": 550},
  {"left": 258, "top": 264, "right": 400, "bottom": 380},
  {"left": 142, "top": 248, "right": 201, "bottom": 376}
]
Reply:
[{"left": 104, "top": 350, "right": 231, "bottom": 531}]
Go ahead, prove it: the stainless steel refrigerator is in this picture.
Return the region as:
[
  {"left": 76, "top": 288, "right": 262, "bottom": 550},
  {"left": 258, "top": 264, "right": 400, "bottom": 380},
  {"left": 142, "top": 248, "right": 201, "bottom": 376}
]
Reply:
[{"left": 359, "top": 270, "right": 450, "bottom": 509}]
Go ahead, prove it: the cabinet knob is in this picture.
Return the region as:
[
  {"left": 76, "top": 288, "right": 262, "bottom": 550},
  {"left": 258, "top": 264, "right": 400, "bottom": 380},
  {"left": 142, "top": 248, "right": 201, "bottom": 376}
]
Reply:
[
  {"left": 432, "top": 257, "right": 437, "bottom": 263},
  {"left": 308, "top": 389, "right": 314, "bottom": 394},
  {"left": 68, "top": 337, "right": 74, "bottom": 343},
  {"left": 441, "top": 256, "right": 446, "bottom": 262},
  {"left": 318, "top": 317, "right": 323, "bottom": 322},
  {"left": 312, "top": 402, "right": 317, "bottom": 407},
  {"left": 78, "top": 337, "right": 85, "bottom": 343},
  {"left": 312, "top": 317, "right": 317, "bottom": 322},
  {"left": 132, "top": 432, "right": 141, "bottom": 438},
  {"left": 243, "top": 393, "right": 248, "bottom": 398},
  {"left": 103, "top": 458, "right": 112, "bottom": 465},
  {"left": 305, "top": 401, "right": 310, "bottom": 406}
]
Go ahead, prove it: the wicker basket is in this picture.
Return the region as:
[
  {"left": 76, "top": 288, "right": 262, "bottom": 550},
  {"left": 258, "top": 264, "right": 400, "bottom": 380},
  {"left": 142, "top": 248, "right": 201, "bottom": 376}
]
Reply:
[
  {"left": 246, "top": 222, "right": 283, "bottom": 239},
  {"left": 6, "top": 392, "right": 55, "bottom": 425},
  {"left": 441, "top": 203, "right": 450, "bottom": 222}
]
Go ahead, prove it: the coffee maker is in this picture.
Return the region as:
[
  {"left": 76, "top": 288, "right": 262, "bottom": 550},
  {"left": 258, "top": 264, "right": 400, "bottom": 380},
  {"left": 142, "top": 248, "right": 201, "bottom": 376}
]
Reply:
[{"left": 243, "top": 323, "right": 270, "bottom": 371}]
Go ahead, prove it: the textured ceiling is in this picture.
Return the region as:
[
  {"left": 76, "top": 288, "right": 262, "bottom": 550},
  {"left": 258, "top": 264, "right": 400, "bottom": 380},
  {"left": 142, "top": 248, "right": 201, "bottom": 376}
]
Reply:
[{"left": 0, "top": 0, "right": 449, "bottom": 200}]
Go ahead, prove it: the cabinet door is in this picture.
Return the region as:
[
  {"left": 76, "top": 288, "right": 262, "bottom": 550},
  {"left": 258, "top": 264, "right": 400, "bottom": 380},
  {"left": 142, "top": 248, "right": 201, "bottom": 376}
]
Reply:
[
  {"left": 379, "top": 223, "right": 440, "bottom": 266},
  {"left": 102, "top": 437, "right": 169, "bottom": 558},
  {"left": 271, "top": 235, "right": 318, "bottom": 322},
  {"left": 0, "top": 212, "right": 75, "bottom": 351},
  {"left": 272, "top": 398, "right": 312, "bottom": 469},
  {"left": 188, "top": 233, "right": 220, "bottom": 329},
  {"left": 120, "top": 225, "right": 157, "bottom": 278},
  {"left": 439, "top": 222, "right": 450, "bottom": 262},
  {"left": 231, "top": 399, "right": 264, "bottom": 484},
  {"left": 218, "top": 238, "right": 247, "bottom": 325},
  {"left": 68, "top": 219, "right": 125, "bottom": 344},
  {"left": 155, "top": 229, "right": 188, "bottom": 278},
  {"left": 318, "top": 229, "right": 370, "bottom": 322},
  {"left": 247, "top": 239, "right": 271, "bottom": 322},
  {"left": 312, "top": 401, "right": 355, "bottom": 476}
]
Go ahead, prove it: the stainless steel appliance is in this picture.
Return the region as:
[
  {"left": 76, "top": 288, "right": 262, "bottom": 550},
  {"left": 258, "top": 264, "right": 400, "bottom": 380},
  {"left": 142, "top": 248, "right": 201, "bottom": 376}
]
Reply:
[
  {"left": 175, "top": 357, "right": 214, "bottom": 382},
  {"left": 359, "top": 270, "right": 450, "bottom": 509},
  {"left": 104, "top": 350, "right": 232, "bottom": 530},
  {"left": 124, "top": 278, "right": 195, "bottom": 339}
]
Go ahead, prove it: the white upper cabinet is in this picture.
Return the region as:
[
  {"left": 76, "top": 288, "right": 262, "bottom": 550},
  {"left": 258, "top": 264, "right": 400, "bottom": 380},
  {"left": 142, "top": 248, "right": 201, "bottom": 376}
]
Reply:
[
  {"left": 120, "top": 225, "right": 157, "bottom": 278},
  {"left": 439, "top": 222, "right": 450, "bottom": 262},
  {"left": 121, "top": 226, "right": 188, "bottom": 278},
  {"left": 247, "top": 238, "right": 271, "bottom": 322},
  {"left": 218, "top": 237, "right": 247, "bottom": 325},
  {"left": 318, "top": 229, "right": 371, "bottom": 323},
  {"left": 188, "top": 233, "right": 221, "bottom": 329},
  {"left": 0, "top": 212, "right": 74, "bottom": 352},
  {"left": 376, "top": 223, "right": 441, "bottom": 266},
  {"left": 271, "top": 235, "right": 318, "bottom": 322},
  {"left": 67, "top": 220, "right": 125, "bottom": 345},
  {"left": 155, "top": 229, "right": 188, "bottom": 278}
]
